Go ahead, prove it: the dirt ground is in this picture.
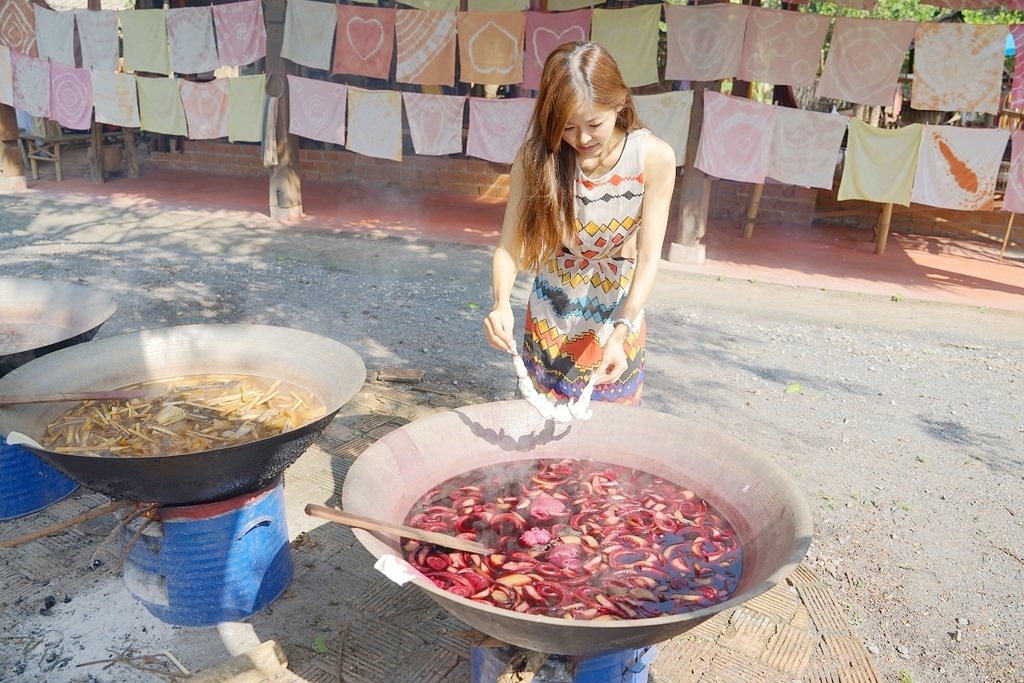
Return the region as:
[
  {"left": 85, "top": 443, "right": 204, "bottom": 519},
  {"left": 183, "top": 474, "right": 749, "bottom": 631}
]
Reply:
[{"left": 0, "top": 188, "right": 1022, "bottom": 683}]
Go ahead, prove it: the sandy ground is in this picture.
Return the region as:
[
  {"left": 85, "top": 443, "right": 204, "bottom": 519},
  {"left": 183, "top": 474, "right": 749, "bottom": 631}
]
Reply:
[{"left": 0, "top": 189, "right": 1022, "bottom": 682}]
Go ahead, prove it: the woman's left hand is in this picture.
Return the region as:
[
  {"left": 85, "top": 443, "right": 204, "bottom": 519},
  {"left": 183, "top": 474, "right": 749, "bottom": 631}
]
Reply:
[{"left": 593, "top": 337, "right": 628, "bottom": 385}]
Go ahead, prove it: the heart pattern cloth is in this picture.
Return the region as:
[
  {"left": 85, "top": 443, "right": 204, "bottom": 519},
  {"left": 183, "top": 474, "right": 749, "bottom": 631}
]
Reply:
[
  {"left": 911, "top": 23, "right": 1006, "bottom": 114},
  {"left": 49, "top": 63, "right": 93, "bottom": 131},
  {"left": 227, "top": 74, "right": 266, "bottom": 143},
  {"left": 399, "top": 0, "right": 458, "bottom": 9},
  {"left": 395, "top": 10, "right": 457, "bottom": 86},
  {"left": 0, "top": 46, "right": 12, "bottom": 106},
  {"left": 815, "top": 18, "right": 916, "bottom": 107},
  {"left": 75, "top": 10, "right": 119, "bottom": 72},
  {"left": 738, "top": 7, "right": 830, "bottom": 87},
  {"left": 167, "top": 6, "right": 219, "bottom": 75},
  {"left": 1010, "top": 25, "right": 1024, "bottom": 108},
  {"left": 522, "top": 9, "right": 590, "bottom": 91},
  {"left": 838, "top": 119, "right": 923, "bottom": 206},
  {"left": 179, "top": 79, "right": 229, "bottom": 140},
  {"left": 547, "top": 0, "right": 606, "bottom": 10},
  {"left": 11, "top": 51, "right": 49, "bottom": 117},
  {"left": 402, "top": 91, "right": 465, "bottom": 156},
  {"left": 457, "top": 11, "right": 525, "bottom": 85},
  {"left": 633, "top": 90, "right": 692, "bottom": 167},
  {"left": 287, "top": 74, "right": 347, "bottom": 146},
  {"left": 346, "top": 86, "right": 403, "bottom": 162},
  {"left": 333, "top": 5, "right": 395, "bottom": 80},
  {"left": 767, "top": 108, "right": 848, "bottom": 190},
  {"left": 137, "top": 76, "right": 188, "bottom": 136},
  {"left": 468, "top": 0, "right": 529, "bottom": 9},
  {"left": 694, "top": 91, "right": 776, "bottom": 184},
  {"left": 212, "top": 0, "right": 266, "bottom": 67},
  {"left": 466, "top": 96, "right": 534, "bottom": 164},
  {"left": 33, "top": 5, "right": 75, "bottom": 67},
  {"left": 0, "top": 0, "right": 36, "bottom": 58},
  {"left": 664, "top": 4, "right": 749, "bottom": 82},
  {"left": 281, "top": 0, "right": 338, "bottom": 71},
  {"left": 1003, "top": 131, "right": 1024, "bottom": 213},
  {"left": 590, "top": 5, "right": 660, "bottom": 87},
  {"left": 120, "top": 9, "right": 171, "bottom": 75},
  {"left": 91, "top": 71, "right": 139, "bottom": 128},
  {"left": 911, "top": 125, "right": 1009, "bottom": 212}
]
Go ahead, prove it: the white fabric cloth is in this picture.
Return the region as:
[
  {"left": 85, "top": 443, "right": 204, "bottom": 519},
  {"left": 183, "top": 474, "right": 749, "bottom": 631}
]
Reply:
[
  {"left": 167, "top": 6, "right": 219, "bottom": 75},
  {"left": 33, "top": 5, "right": 75, "bottom": 67},
  {"left": 75, "top": 10, "right": 119, "bottom": 73},
  {"left": 633, "top": 91, "right": 692, "bottom": 167},
  {"left": 281, "top": 0, "right": 338, "bottom": 70}
]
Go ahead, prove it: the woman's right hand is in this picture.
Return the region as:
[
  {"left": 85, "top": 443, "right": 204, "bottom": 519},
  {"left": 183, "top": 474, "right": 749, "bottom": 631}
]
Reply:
[{"left": 483, "top": 304, "right": 516, "bottom": 353}]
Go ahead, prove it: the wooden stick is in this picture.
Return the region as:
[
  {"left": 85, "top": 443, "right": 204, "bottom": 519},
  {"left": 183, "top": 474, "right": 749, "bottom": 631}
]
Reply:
[
  {"left": 0, "top": 500, "right": 132, "bottom": 549},
  {"left": 999, "top": 211, "right": 1015, "bottom": 262},
  {"left": 304, "top": 504, "right": 492, "bottom": 555},
  {"left": 875, "top": 203, "right": 894, "bottom": 255},
  {"left": 741, "top": 183, "right": 764, "bottom": 239},
  {"left": 0, "top": 389, "right": 148, "bottom": 406}
]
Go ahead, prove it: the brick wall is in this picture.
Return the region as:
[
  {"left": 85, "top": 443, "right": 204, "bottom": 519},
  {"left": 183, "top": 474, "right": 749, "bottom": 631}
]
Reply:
[{"left": 708, "top": 179, "right": 817, "bottom": 227}]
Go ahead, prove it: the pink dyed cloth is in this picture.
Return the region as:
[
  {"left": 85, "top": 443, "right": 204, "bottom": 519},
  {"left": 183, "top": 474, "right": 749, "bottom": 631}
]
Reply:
[
  {"left": 1003, "top": 131, "right": 1024, "bottom": 214},
  {"left": 0, "top": 0, "right": 37, "bottom": 58},
  {"left": 523, "top": 9, "right": 590, "bottom": 91},
  {"left": 333, "top": 5, "right": 395, "bottom": 79},
  {"left": 694, "top": 91, "right": 775, "bottom": 184},
  {"left": 287, "top": 74, "right": 347, "bottom": 147},
  {"left": 466, "top": 96, "right": 534, "bottom": 164},
  {"left": 767, "top": 108, "right": 847, "bottom": 190},
  {"left": 49, "top": 63, "right": 93, "bottom": 131},
  {"left": 402, "top": 91, "right": 465, "bottom": 156},
  {"left": 664, "top": 4, "right": 749, "bottom": 82},
  {"left": 179, "top": 79, "right": 229, "bottom": 140},
  {"left": 167, "top": 6, "right": 219, "bottom": 75},
  {"left": 739, "top": 7, "right": 830, "bottom": 87},
  {"left": 11, "top": 51, "right": 49, "bottom": 117},
  {"left": 75, "top": 10, "right": 119, "bottom": 73},
  {"left": 212, "top": 0, "right": 266, "bottom": 67},
  {"left": 1011, "top": 26, "right": 1024, "bottom": 108},
  {"left": 816, "top": 18, "right": 916, "bottom": 107}
]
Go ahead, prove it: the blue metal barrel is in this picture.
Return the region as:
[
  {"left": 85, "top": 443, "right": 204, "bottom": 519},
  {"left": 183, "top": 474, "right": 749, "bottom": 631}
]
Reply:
[
  {"left": 0, "top": 437, "right": 78, "bottom": 520},
  {"left": 120, "top": 479, "right": 293, "bottom": 627},
  {"left": 471, "top": 646, "right": 656, "bottom": 682}
]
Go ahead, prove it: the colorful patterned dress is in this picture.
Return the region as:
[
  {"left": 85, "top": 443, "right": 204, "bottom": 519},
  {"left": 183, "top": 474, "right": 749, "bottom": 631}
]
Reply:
[{"left": 522, "top": 128, "right": 649, "bottom": 405}]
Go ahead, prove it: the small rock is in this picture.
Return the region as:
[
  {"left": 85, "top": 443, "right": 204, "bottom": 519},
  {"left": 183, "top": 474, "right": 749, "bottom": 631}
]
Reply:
[
  {"left": 866, "top": 643, "right": 881, "bottom": 656},
  {"left": 43, "top": 595, "right": 56, "bottom": 609},
  {"left": 956, "top": 617, "right": 969, "bottom": 627}
]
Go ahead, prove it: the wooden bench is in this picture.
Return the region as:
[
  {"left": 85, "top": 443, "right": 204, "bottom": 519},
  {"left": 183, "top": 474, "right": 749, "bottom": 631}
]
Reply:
[{"left": 17, "top": 129, "right": 92, "bottom": 182}]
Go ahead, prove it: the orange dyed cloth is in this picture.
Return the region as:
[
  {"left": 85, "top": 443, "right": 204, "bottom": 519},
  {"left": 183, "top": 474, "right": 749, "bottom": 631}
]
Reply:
[
  {"left": 333, "top": 5, "right": 395, "bottom": 79},
  {"left": 911, "top": 125, "right": 1009, "bottom": 212},
  {"left": 457, "top": 11, "right": 525, "bottom": 86},
  {"left": 911, "top": 23, "right": 1006, "bottom": 114}
]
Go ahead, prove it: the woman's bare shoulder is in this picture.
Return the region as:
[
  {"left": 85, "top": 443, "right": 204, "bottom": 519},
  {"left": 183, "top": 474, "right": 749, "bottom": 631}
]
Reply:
[{"left": 644, "top": 133, "right": 676, "bottom": 171}]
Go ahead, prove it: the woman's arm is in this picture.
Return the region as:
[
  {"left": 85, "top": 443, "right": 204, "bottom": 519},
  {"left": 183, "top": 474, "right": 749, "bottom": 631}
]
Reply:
[
  {"left": 483, "top": 155, "right": 527, "bottom": 353},
  {"left": 594, "top": 134, "right": 677, "bottom": 382}
]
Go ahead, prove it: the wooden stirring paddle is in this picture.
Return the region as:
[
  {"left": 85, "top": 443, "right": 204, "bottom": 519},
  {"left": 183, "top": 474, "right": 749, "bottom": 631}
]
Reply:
[
  {"left": 0, "top": 390, "right": 150, "bottom": 407},
  {"left": 304, "top": 503, "right": 491, "bottom": 555}
]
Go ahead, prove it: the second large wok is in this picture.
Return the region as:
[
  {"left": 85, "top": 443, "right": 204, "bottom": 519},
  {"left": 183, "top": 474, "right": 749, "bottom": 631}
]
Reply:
[{"left": 0, "top": 324, "right": 366, "bottom": 505}]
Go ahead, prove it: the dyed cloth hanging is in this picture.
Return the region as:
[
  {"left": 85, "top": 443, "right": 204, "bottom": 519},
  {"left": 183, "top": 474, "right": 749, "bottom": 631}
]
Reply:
[
  {"left": 633, "top": 90, "right": 692, "bottom": 167},
  {"left": 739, "top": 7, "right": 830, "bottom": 87},
  {"left": 590, "top": 5, "right": 660, "bottom": 87},
  {"left": 179, "top": 79, "right": 229, "bottom": 140},
  {"left": 457, "top": 11, "right": 525, "bottom": 85},
  {"left": 395, "top": 10, "right": 457, "bottom": 86},
  {"left": 137, "top": 76, "right": 187, "bottom": 136},
  {"left": 694, "top": 91, "right": 775, "bottom": 184},
  {"left": 831, "top": 0, "right": 878, "bottom": 9},
  {"left": 399, "top": 0, "right": 458, "bottom": 10},
  {"left": 0, "top": 0, "right": 37, "bottom": 58},
  {"left": 911, "top": 125, "right": 1008, "bottom": 211},
  {"left": 767, "top": 108, "right": 847, "bottom": 190},
  {"left": 227, "top": 74, "right": 266, "bottom": 143},
  {"left": 1011, "top": 26, "right": 1024, "bottom": 108},
  {"left": 346, "top": 86, "right": 403, "bottom": 161},
  {"left": 287, "top": 74, "right": 347, "bottom": 146},
  {"left": 167, "top": 7, "right": 219, "bottom": 75},
  {"left": 33, "top": 6, "right": 75, "bottom": 67},
  {"left": 212, "top": 0, "right": 266, "bottom": 67},
  {"left": 120, "top": 9, "right": 171, "bottom": 75},
  {"left": 1003, "top": 131, "right": 1024, "bottom": 213},
  {"left": 75, "top": 10, "right": 119, "bottom": 73},
  {"left": 50, "top": 63, "right": 93, "bottom": 131},
  {"left": 91, "top": 71, "right": 139, "bottom": 128},
  {"left": 548, "top": 0, "right": 606, "bottom": 10},
  {"left": 816, "top": 18, "right": 915, "bottom": 107},
  {"left": 911, "top": 23, "right": 1006, "bottom": 114},
  {"left": 333, "top": 5, "right": 395, "bottom": 79},
  {"left": 664, "top": 4, "right": 748, "bottom": 82},
  {"left": 11, "top": 52, "right": 49, "bottom": 117},
  {"left": 402, "top": 91, "right": 465, "bottom": 155},
  {"left": 466, "top": 96, "right": 534, "bottom": 164},
  {"left": 281, "top": 0, "right": 338, "bottom": 71},
  {"left": 838, "top": 119, "right": 922, "bottom": 206},
  {"left": 523, "top": 10, "right": 590, "bottom": 91},
  {"left": 0, "top": 46, "right": 13, "bottom": 106},
  {"left": 468, "top": 0, "right": 529, "bottom": 9}
]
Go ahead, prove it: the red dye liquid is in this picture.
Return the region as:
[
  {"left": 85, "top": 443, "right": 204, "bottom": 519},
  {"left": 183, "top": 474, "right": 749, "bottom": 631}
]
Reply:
[{"left": 402, "top": 458, "right": 743, "bottom": 620}]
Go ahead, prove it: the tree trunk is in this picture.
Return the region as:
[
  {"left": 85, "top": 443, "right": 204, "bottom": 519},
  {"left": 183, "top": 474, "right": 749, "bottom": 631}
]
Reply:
[
  {"left": 667, "top": 82, "right": 714, "bottom": 265},
  {"left": 265, "top": 0, "right": 302, "bottom": 220},
  {"left": 0, "top": 104, "right": 26, "bottom": 187}
]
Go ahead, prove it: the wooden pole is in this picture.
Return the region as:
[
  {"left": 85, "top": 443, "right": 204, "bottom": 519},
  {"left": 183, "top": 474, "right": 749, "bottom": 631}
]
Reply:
[
  {"left": 0, "top": 104, "right": 26, "bottom": 190},
  {"left": 85, "top": 0, "right": 106, "bottom": 184},
  {"left": 264, "top": 0, "right": 302, "bottom": 220},
  {"left": 667, "top": 81, "right": 713, "bottom": 265},
  {"left": 741, "top": 183, "right": 764, "bottom": 239},
  {"left": 124, "top": 128, "right": 140, "bottom": 178},
  {"left": 999, "top": 211, "right": 1015, "bottom": 261},
  {"left": 0, "top": 500, "right": 132, "bottom": 549},
  {"left": 874, "top": 202, "right": 894, "bottom": 255}
]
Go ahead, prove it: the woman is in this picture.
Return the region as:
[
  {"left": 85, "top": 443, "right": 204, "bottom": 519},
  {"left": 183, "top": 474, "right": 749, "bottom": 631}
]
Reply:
[{"left": 483, "top": 42, "right": 676, "bottom": 406}]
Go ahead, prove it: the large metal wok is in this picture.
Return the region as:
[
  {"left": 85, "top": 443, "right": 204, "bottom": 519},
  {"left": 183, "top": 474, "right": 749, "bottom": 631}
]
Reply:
[
  {"left": 0, "top": 324, "right": 366, "bottom": 505},
  {"left": 0, "top": 277, "right": 117, "bottom": 378},
  {"left": 342, "top": 401, "right": 812, "bottom": 656}
]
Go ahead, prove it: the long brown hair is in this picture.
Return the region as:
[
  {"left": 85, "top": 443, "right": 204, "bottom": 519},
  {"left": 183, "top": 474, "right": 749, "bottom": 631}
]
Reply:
[{"left": 517, "top": 42, "right": 639, "bottom": 271}]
